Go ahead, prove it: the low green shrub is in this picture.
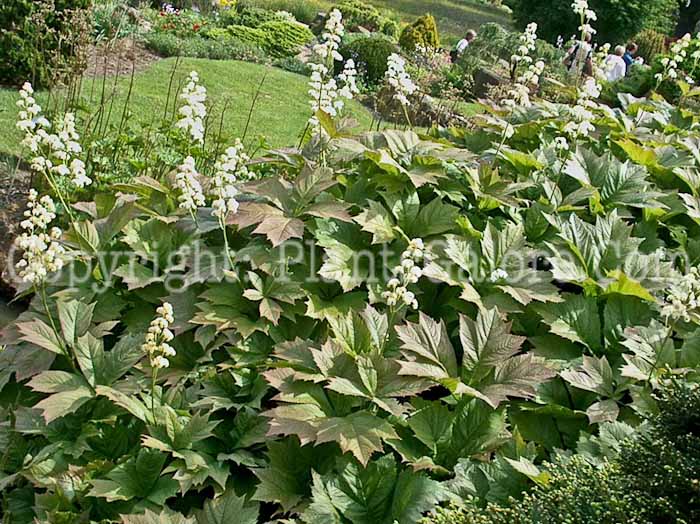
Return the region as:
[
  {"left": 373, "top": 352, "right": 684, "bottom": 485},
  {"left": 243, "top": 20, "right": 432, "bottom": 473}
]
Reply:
[
  {"left": 339, "top": 35, "right": 398, "bottom": 86},
  {"left": 634, "top": 29, "right": 668, "bottom": 64},
  {"left": 145, "top": 32, "right": 267, "bottom": 62},
  {"left": 220, "top": 5, "right": 288, "bottom": 28},
  {"left": 274, "top": 55, "right": 312, "bottom": 75},
  {"left": 236, "top": 0, "right": 324, "bottom": 25},
  {"left": 399, "top": 14, "right": 440, "bottom": 52},
  {"left": 0, "top": 0, "right": 91, "bottom": 87},
  {"left": 338, "top": 0, "right": 383, "bottom": 31},
  {"left": 259, "top": 20, "right": 314, "bottom": 57},
  {"left": 225, "top": 20, "right": 312, "bottom": 57}
]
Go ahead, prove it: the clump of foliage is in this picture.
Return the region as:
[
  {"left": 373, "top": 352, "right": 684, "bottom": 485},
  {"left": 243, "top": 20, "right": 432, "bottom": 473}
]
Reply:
[
  {"left": 427, "top": 383, "right": 700, "bottom": 523},
  {"left": 634, "top": 29, "right": 668, "bottom": 63},
  {"left": 236, "top": 0, "right": 325, "bottom": 25},
  {"left": 148, "top": 4, "right": 208, "bottom": 38},
  {"left": 508, "top": 0, "right": 679, "bottom": 44},
  {"left": 0, "top": 0, "right": 91, "bottom": 87},
  {"left": 619, "top": 382, "right": 700, "bottom": 522},
  {"left": 339, "top": 35, "right": 398, "bottom": 86},
  {"left": 337, "top": 0, "right": 398, "bottom": 38},
  {"left": 218, "top": 5, "right": 288, "bottom": 28},
  {"left": 399, "top": 14, "right": 440, "bottom": 52},
  {"left": 5, "top": 14, "right": 700, "bottom": 524},
  {"left": 225, "top": 19, "right": 313, "bottom": 57},
  {"left": 92, "top": 0, "right": 142, "bottom": 40},
  {"left": 146, "top": 31, "right": 267, "bottom": 61}
]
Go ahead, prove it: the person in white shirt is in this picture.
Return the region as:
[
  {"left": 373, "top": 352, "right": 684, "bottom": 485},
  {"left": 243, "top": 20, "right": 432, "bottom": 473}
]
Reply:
[
  {"left": 604, "top": 45, "right": 627, "bottom": 82},
  {"left": 455, "top": 30, "right": 477, "bottom": 56}
]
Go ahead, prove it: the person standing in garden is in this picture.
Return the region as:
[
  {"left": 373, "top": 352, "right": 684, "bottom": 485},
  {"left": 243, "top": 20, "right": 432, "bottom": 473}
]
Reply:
[
  {"left": 623, "top": 42, "right": 638, "bottom": 73},
  {"left": 452, "top": 30, "right": 477, "bottom": 61},
  {"left": 564, "top": 32, "right": 593, "bottom": 78},
  {"left": 604, "top": 45, "right": 627, "bottom": 82}
]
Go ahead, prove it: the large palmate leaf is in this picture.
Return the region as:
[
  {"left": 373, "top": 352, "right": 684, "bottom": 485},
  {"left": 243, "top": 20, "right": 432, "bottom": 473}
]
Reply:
[
  {"left": 88, "top": 449, "right": 178, "bottom": 505},
  {"left": 243, "top": 271, "right": 305, "bottom": 325},
  {"left": 230, "top": 165, "right": 351, "bottom": 246},
  {"left": 314, "top": 219, "right": 372, "bottom": 292},
  {"left": 122, "top": 509, "right": 195, "bottom": 524},
  {"left": 253, "top": 439, "right": 336, "bottom": 512},
  {"left": 564, "top": 148, "right": 665, "bottom": 212},
  {"left": 195, "top": 489, "right": 259, "bottom": 524},
  {"left": 396, "top": 311, "right": 554, "bottom": 407},
  {"left": 26, "top": 371, "right": 94, "bottom": 424},
  {"left": 536, "top": 295, "right": 602, "bottom": 352},
  {"left": 301, "top": 454, "right": 447, "bottom": 524},
  {"left": 442, "top": 223, "right": 561, "bottom": 306},
  {"left": 545, "top": 211, "right": 674, "bottom": 293}
]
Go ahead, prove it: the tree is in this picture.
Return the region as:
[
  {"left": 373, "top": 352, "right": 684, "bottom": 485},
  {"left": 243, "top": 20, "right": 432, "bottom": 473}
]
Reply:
[{"left": 507, "top": 0, "right": 679, "bottom": 44}]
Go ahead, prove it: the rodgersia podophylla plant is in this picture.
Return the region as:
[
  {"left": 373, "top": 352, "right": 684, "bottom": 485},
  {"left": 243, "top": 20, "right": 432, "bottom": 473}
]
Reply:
[
  {"left": 656, "top": 33, "right": 693, "bottom": 86},
  {"left": 385, "top": 53, "right": 418, "bottom": 108},
  {"left": 143, "top": 302, "right": 176, "bottom": 370},
  {"left": 16, "top": 82, "right": 91, "bottom": 192},
  {"left": 307, "top": 9, "right": 359, "bottom": 129},
  {"left": 382, "top": 238, "right": 430, "bottom": 311},
  {"left": 14, "top": 189, "right": 66, "bottom": 286},
  {"left": 175, "top": 156, "right": 206, "bottom": 217},
  {"left": 176, "top": 71, "right": 207, "bottom": 143},
  {"left": 143, "top": 302, "right": 176, "bottom": 413},
  {"left": 660, "top": 267, "right": 700, "bottom": 324},
  {"left": 571, "top": 0, "right": 597, "bottom": 37},
  {"left": 211, "top": 140, "right": 248, "bottom": 268}
]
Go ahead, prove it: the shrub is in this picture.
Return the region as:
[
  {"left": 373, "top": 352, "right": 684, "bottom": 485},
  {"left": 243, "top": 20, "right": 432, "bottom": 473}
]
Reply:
[
  {"left": 381, "top": 19, "right": 400, "bottom": 39},
  {"left": 338, "top": 0, "right": 384, "bottom": 31},
  {"left": 0, "top": 0, "right": 91, "bottom": 87},
  {"left": 221, "top": 5, "right": 288, "bottom": 28},
  {"left": 339, "top": 35, "right": 398, "bottom": 86},
  {"left": 236, "top": 0, "right": 324, "bottom": 25},
  {"left": 634, "top": 29, "right": 668, "bottom": 63},
  {"left": 225, "top": 20, "right": 312, "bottom": 57},
  {"left": 508, "top": 0, "right": 679, "bottom": 44},
  {"left": 274, "top": 55, "right": 311, "bottom": 75},
  {"left": 145, "top": 32, "right": 267, "bottom": 61},
  {"left": 152, "top": 6, "right": 208, "bottom": 37},
  {"left": 258, "top": 20, "right": 314, "bottom": 57},
  {"left": 399, "top": 14, "right": 440, "bottom": 52}
]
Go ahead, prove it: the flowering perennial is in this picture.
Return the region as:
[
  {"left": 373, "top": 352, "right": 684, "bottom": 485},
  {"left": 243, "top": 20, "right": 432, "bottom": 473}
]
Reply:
[
  {"left": 17, "top": 83, "right": 91, "bottom": 188},
  {"left": 14, "top": 190, "right": 66, "bottom": 284},
  {"left": 337, "top": 59, "right": 360, "bottom": 103},
  {"left": 176, "top": 71, "right": 207, "bottom": 143},
  {"left": 660, "top": 267, "right": 700, "bottom": 324},
  {"left": 382, "top": 239, "right": 430, "bottom": 310},
  {"left": 563, "top": 77, "right": 601, "bottom": 139},
  {"left": 572, "top": 0, "right": 597, "bottom": 35},
  {"left": 385, "top": 53, "right": 418, "bottom": 106},
  {"left": 503, "top": 24, "right": 542, "bottom": 109},
  {"left": 143, "top": 303, "right": 176, "bottom": 369},
  {"left": 489, "top": 268, "right": 510, "bottom": 283},
  {"left": 176, "top": 156, "right": 206, "bottom": 212},
  {"left": 655, "top": 34, "right": 693, "bottom": 84},
  {"left": 211, "top": 140, "right": 248, "bottom": 220},
  {"left": 313, "top": 9, "right": 344, "bottom": 62}
]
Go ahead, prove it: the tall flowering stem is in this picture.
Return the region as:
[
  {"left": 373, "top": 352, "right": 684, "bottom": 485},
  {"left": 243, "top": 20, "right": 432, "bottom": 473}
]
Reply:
[
  {"left": 142, "top": 303, "right": 176, "bottom": 416},
  {"left": 385, "top": 53, "right": 418, "bottom": 128},
  {"left": 14, "top": 190, "right": 73, "bottom": 366},
  {"left": 16, "top": 82, "right": 91, "bottom": 224},
  {"left": 306, "top": 9, "right": 358, "bottom": 136},
  {"left": 503, "top": 23, "right": 542, "bottom": 110},
  {"left": 655, "top": 34, "right": 693, "bottom": 88},
  {"left": 175, "top": 156, "right": 206, "bottom": 224},
  {"left": 211, "top": 140, "right": 248, "bottom": 270},
  {"left": 380, "top": 238, "right": 430, "bottom": 350},
  {"left": 176, "top": 71, "right": 207, "bottom": 145}
]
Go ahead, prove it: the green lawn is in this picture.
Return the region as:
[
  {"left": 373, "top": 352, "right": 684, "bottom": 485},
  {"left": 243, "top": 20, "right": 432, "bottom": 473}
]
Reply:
[
  {"left": 370, "top": 0, "right": 512, "bottom": 44},
  {"left": 0, "top": 58, "right": 375, "bottom": 158}
]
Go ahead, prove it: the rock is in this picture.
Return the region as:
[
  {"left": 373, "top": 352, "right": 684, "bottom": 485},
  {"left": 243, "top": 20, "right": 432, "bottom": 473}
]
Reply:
[{"left": 473, "top": 68, "right": 507, "bottom": 98}]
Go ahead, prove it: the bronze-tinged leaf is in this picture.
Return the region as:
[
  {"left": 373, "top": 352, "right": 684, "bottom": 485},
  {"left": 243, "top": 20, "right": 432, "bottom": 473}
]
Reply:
[
  {"left": 303, "top": 201, "right": 353, "bottom": 222},
  {"left": 252, "top": 216, "right": 305, "bottom": 247},
  {"left": 227, "top": 202, "right": 283, "bottom": 229},
  {"left": 315, "top": 412, "right": 398, "bottom": 466}
]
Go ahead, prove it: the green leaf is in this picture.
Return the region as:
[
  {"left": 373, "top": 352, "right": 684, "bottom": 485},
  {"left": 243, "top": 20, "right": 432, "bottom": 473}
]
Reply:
[
  {"left": 195, "top": 489, "right": 259, "bottom": 524},
  {"left": 604, "top": 270, "right": 655, "bottom": 302},
  {"left": 122, "top": 509, "right": 195, "bottom": 524},
  {"left": 560, "top": 356, "right": 616, "bottom": 396},
  {"left": 536, "top": 295, "right": 602, "bottom": 352},
  {"left": 354, "top": 200, "right": 397, "bottom": 244},
  {"left": 16, "top": 319, "right": 64, "bottom": 355},
  {"left": 315, "top": 412, "right": 398, "bottom": 466},
  {"left": 459, "top": 308, "right": 525, "bottom": 376},
  {"left": 27, "top": 371, "right": 94, "bottom": 423},
  {"left": 89, "top": 449, "right": 178, "bottom": 504},
  {"left": 57, "top": 300, "right": 95, "bottom": 346}
]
